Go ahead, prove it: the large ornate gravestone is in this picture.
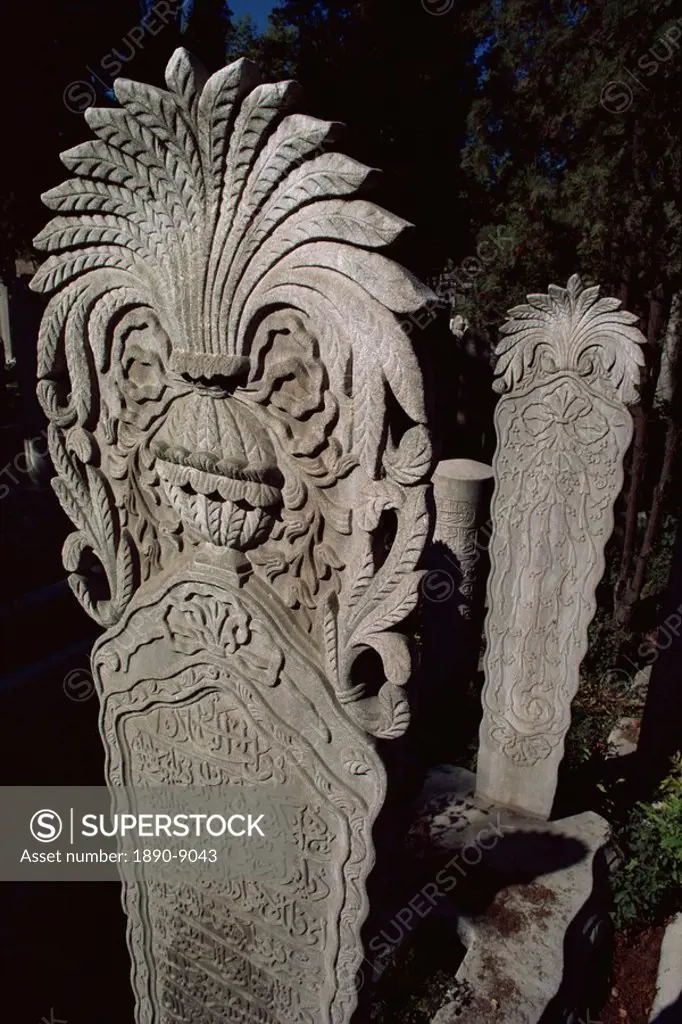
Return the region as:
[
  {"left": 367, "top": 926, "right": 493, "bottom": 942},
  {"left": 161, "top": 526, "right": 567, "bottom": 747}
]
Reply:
[
  {"left": 476, "top": 276, "right": 646, "bottom": 818},
  {"left": 31, "top": 49, "right": 435, "bottom": 1023}
]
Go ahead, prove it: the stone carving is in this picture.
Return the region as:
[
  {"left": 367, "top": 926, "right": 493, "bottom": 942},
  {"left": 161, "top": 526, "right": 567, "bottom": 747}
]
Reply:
[
  {"left": 32, "top": 48, "right": 435, "bottom": 1022},
  {"left": 92, "top": 552, "right": 386, "bottom": 1024},
  {"left": 420, "top": 460, "right": 493, "bottom": 741},
  {"left": 476, "top": 275, "right": 645, "bottom": 818},
  {"left": 430, "top": 459, "right": 493, "bottom": 622}
]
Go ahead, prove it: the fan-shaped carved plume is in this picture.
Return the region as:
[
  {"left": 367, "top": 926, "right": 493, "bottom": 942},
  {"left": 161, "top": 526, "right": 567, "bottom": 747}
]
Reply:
[
  {"left": 31, "top": 48, "right": 435, "bottom": 737},
  {"left": 494, "top": 273, "right": 645, "bottom": 402}
]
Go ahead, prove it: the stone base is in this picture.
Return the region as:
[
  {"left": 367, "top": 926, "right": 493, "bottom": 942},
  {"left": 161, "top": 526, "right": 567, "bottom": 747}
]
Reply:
[
  {"left": 369, "top": 766, "right": 612, "bottom": 1024},
  {"left": 650, "top": 912, "right": 682, "bottom": 1022}
]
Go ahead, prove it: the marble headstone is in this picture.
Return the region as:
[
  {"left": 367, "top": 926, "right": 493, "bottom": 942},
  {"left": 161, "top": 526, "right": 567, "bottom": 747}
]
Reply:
[
  {"left": 420, "top": 459, "right": 493, "bottom": 733},
  {"left": 31, "top": 49, "right": 435, "bottom": 1023},
  {"left": 476, "top": 276, "right": 645, "bottom": 818}
]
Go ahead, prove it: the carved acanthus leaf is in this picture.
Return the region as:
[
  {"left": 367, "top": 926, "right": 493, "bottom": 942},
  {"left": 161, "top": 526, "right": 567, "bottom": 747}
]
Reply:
[
  {"left": 495, "top": 273, "right": 646, "bottom": 401},
  {"left": 32, "top": 48, "right": 435, "bottom": 746}
]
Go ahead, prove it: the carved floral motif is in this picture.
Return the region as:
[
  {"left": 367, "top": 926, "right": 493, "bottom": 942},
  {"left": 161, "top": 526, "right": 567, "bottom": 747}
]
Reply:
[
  {"left": 477, "top": 275, "right": 645, "bottom": 817},
  {"left": 33, "top": 47, "right": 436, "bottom": 1023},
  {"left": 32, "top": 47, "right": 433, "bottom": 740}
]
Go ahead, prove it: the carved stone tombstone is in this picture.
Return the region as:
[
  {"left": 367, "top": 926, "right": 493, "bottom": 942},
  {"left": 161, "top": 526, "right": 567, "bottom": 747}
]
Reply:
[
  {"left": 430, "top": 458, "right": 493, "bottom": 626},
  {"left": 476, "top": 276, "right": 645, "bottom": 818},
  {"left": 31, "top": 49, "right": 434, "bottom": 1023},
  {"left": 419, "top": 459, "right": 493, "bottom": 746}
]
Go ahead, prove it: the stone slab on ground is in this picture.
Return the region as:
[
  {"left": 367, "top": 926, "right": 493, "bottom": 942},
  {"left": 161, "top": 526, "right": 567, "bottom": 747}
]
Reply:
[
  {"left": 406, "top": 766, "right": 611, "bottom": 1024},
  {"left": 650, "top": 912, "right": 682, "bottom": 1022}
]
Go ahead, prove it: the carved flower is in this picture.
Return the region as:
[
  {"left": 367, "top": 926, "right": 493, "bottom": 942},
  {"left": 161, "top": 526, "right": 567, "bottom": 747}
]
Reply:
[
  {"left": 523, "top": 382, "right": 609, "bottom": 451},
  {"left": 163, "top": 591, "right": 251, "bottom": 657}
]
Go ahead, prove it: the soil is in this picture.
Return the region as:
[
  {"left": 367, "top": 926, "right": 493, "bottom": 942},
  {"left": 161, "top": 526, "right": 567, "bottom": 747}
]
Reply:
[
  {"left": 600, "top": 926, "right": 665, "bottom": 1024},
  {"left": 486, "top": 889, "right": 525, "bottom": 936}
]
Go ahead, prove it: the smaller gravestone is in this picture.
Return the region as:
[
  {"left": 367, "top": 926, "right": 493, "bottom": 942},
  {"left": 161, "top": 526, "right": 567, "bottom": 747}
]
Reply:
[
  {"left": 422, "top": 459, "right": 493, "bottom": 689},
  {"left": 431, "top": 459, "right": 493, "bottom": 625},
  {"left": 476, "top": 275, "right": 646, "bottom": 818}
]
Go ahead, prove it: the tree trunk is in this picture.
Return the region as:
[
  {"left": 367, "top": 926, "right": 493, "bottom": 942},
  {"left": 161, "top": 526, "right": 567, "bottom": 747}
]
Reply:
[
  {"left": 613, "top": 285, "right": 671, "bottom": 625},
  {"left": 614, "top": 288, "right": 678, "bottom": 627},
  {"left": 614, "top": 403, "right": 647, "bottom": 623}
]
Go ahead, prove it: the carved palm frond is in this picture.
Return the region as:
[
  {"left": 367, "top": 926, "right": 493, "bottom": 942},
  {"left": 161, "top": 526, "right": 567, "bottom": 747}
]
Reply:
[
  {"left": 31, "top": 54, "right": 432, "bottom": 630},
  {"left": 32, "top": 49, "right": 435, "bottom": 635},
  {"left": 32, "top": 47, "right": 431, "bottom": 474},
  {"left": 495, "top": 273, "right": 646, "bottom": 402}
]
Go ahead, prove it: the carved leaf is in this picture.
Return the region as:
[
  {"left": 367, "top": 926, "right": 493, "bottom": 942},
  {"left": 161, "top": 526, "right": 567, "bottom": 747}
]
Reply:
[
  {"left": 52, "top": 477, "right": 90, "bottom": 536},
  {"left": 164, "top": 47, "right": 208, "bottom": 122},
  {"left": 115, "top": 527, "right": 138, "bottom": 614},
  {"left": 383, "top": 425, "right": 433, "bottom": 485},
  {"left": 31, "top": 47, "right": 433, "bottom": 698},
  {"left": 347, "top": 535, "right": 375, "bottom": 608},
  {"left": 32, "top": 248, "right": 137, "bottom": 293},
  {"left": 355, "top": 573, "right": 422, "bottom": 636},
  {"left": 495, "top": 274, "right": 646, "bottom": 402},
  {"left": 234, "top": 152, "right": 374, "bottom": 281},
  {"left": 37, "top": 280, "right": 89, "bottom": 379},
  {"left": 375, "top": 687, "right": 411, "bottom": 740},
  {"left": 236, "top": 114, "right": 339, "bottom": 226},
  {"left": 197, "top": 57, "right": 262, "bottom": 201},
  {"left": 348, "top": 486, "right": 429, "bottom": 634},
  {"left": 323, "top": 592, "right": 340, "bottom": 681},
  {"left": 87, "top": 464, "right": 119, "bottom": 558}
]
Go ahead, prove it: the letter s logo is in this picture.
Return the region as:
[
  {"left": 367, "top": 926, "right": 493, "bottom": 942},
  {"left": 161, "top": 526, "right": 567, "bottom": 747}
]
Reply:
[{"left": 30, "top": 809, "right": 63, "bottom": 843}]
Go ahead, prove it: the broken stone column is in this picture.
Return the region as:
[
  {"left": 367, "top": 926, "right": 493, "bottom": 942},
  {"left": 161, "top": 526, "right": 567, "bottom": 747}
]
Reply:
[
  {"left": 422, "top": 459, "right": 493, "bottom": 694},
  {"left": 476, "top": 276, "right": 646, "bottom": 818},
  {"left": 31, "top": 48, "right": 435, "bottom": 1024},
  {"left": 417, "top": 459, "right": 492, "bottom": 764},
  {"left": 431, "top": 459, "right": 493, "bottom": 624}
]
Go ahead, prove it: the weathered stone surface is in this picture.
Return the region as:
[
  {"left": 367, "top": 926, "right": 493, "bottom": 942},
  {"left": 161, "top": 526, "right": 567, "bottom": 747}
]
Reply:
[
  {"left": 650, "top": 912, "right": 682, "bottom": 1022},
  {"left": 31, "top": 48, "right": 435, "bottom": 1023},
  {"left": 431, "top": 458, "right": 493, "bottom": 625},
  {"left": 92, "top": 550, "right": 387, "bottom": 1023},
  {"left": 476, "top": 275, "right": 646, "bottom": 818},
  {"left": 420, "top": 460, "right": 493, "bottom": 744},
  {"left": 406, "top": 768, "right": 611, "bottom": 1024}
]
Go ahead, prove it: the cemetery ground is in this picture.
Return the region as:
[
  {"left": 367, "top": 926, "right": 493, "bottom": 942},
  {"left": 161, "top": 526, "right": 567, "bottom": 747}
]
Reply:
[{"left": 2, "top": 355, "right": 680, "bottom": 1022}]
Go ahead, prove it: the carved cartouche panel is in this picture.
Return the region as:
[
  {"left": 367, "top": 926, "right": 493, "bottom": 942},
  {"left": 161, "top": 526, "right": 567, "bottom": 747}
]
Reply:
[
  {"left": 476, "top": 275, "right": 645, "bottom": 818},
  {"left": 32, "top": 48, "right": 435, "bottom": 1022},
  {"left": 93, "top": 552, "right": 385, "bottom": 1023}
]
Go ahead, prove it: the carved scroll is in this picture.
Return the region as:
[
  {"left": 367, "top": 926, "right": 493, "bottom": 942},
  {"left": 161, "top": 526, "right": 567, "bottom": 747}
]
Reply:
[
  {"left": 32, "top": 49, "right": 435, "bottom": 1022},
  {"left": 476, "top": 275, "right": 645, "bottom": 818}
]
